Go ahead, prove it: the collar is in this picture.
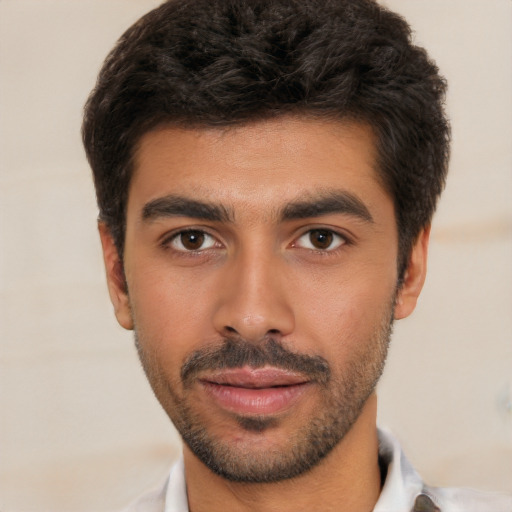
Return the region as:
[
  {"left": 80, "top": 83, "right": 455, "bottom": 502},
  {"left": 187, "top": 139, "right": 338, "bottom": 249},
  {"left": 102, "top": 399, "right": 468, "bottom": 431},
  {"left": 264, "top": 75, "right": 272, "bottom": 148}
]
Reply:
[
  {"left": 164, "top": 458, "right": 188, "bottom": 512},
  {"left": 163, "top": 429, "right": 431, "bottom": 512},
  {"left": 373, "top": 428, "right": 431, "bottom": 512}
]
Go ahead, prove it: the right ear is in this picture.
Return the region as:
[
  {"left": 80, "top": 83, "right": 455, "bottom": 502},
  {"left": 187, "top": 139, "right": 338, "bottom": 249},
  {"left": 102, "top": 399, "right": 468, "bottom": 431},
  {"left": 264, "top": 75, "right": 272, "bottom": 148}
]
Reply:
[{"left": 98, "top": 222, "right": 134, "bottom": 330}]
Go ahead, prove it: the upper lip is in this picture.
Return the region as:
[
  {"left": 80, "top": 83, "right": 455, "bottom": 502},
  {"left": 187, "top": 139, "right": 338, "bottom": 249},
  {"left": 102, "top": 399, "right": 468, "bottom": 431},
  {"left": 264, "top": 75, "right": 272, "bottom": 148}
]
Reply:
[{"left": 200, "top": 366, "right": 309, "bottom": 389}]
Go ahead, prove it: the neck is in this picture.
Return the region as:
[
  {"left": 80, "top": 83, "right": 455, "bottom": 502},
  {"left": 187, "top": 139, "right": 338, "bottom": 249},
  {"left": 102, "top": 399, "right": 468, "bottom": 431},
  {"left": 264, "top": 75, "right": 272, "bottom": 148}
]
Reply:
[{"left": 184, "top": 394, "right": 381, "bottom": 512}]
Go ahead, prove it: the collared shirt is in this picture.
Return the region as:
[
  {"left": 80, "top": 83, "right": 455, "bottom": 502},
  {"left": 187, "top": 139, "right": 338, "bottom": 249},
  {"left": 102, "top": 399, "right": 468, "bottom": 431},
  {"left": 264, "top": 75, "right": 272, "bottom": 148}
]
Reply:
[{"left": 123, "top": 429, "right": 512, "bottom": 512}]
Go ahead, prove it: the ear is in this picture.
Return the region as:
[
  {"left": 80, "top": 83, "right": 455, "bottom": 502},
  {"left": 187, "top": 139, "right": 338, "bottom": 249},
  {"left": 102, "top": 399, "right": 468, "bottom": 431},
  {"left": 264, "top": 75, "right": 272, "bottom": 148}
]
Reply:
[
  {"left": 98, "top": 222, "right": 134, "bottom": 330},
  {"left": 394, "top": 227, "right": 430, "bottom": 320}
]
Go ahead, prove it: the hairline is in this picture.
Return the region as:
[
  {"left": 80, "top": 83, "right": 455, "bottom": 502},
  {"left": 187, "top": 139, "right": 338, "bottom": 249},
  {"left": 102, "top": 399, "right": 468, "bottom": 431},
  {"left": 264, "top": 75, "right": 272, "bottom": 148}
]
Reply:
[{"left": 112, "top": 112, "right": 414, "bottom": 274}]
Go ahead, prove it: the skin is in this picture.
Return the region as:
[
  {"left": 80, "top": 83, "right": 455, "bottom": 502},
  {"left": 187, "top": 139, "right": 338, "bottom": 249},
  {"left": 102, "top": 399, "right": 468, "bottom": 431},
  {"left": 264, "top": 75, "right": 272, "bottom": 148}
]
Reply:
[{"left": 99, "top": 117, "right": 429, "bottom": 512}]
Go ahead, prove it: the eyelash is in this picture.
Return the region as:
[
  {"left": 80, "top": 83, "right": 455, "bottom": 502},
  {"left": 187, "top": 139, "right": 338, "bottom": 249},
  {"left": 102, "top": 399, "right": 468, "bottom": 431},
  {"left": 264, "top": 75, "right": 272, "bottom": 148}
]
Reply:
[
  {"left": 293, "top": 229, "right": 350, "bottom": 253},
  {"left": 161, "top": 229, "right": 220, "bottom": 254},
  {"left": 161, "top": 227, "right": 352, "bottom": 255}
]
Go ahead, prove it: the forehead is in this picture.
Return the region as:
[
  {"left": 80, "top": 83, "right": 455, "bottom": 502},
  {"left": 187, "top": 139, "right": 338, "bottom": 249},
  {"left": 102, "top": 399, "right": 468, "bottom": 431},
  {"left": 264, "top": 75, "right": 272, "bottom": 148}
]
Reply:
[{"left": 128, "top": 117, "right": 389, "bottom": 219}]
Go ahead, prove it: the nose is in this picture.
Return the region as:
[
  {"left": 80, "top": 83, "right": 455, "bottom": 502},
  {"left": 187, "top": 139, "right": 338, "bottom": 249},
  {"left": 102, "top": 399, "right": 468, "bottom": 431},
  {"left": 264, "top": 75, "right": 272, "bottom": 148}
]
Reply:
[{"left": 212, "top": 247, "right": 295, "bottom": 342}]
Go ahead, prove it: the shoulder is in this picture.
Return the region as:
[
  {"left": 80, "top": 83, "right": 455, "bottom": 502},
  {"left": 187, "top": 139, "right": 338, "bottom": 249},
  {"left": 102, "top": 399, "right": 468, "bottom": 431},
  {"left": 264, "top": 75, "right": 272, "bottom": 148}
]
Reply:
[
  {"left": 120, "top": 458, "right": 188, "bottom": 512},
  {"left": 120, "top": 476, "right": 169, "bottom": 512},
  {"left": 423, "top": 485, "right": 512, "bottom": 512},
  {"left": 376, "top": 429, "right": 512, "bottom": 512}
]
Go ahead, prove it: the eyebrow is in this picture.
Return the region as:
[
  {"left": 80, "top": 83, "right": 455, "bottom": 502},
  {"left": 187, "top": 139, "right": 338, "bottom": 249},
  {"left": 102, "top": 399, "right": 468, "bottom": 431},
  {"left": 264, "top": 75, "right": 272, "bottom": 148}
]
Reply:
[
  {"left": 142, "top": 195, "right": 233, "bottom": 223},
  {"left": 141, "top": 190, "right": 374, "bottom": 225},
  {"left": 281, "top": 191, "right": 374, "bottom": 223}
]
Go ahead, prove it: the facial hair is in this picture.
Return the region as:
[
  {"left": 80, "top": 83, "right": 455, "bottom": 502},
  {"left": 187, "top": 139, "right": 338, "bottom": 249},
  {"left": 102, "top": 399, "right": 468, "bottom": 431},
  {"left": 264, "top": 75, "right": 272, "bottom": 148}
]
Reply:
[{"left": 134, "top": 297, "right": 394, "bottom": 484}]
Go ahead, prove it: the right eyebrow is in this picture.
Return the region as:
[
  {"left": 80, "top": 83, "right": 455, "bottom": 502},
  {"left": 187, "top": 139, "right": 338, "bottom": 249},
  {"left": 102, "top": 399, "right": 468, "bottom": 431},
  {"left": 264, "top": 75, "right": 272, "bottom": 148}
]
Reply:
[{"left": 141, "top": 194, "right": 233, "bottom": 223}]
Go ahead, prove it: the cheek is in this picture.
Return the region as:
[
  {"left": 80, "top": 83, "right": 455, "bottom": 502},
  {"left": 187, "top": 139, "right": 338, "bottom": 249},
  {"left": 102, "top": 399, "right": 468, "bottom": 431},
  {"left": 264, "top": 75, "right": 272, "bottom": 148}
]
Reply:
[
  {"left": 290, "top": 265, "right": 396, "bottom": 355},
  {"left": 128, "top": 264, "right": 217, "bottom": 366}
]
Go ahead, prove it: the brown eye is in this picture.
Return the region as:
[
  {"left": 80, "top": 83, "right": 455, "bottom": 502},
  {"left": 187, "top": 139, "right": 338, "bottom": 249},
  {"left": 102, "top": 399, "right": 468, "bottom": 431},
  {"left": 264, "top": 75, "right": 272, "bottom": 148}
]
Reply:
[
  {"left": 170, "top": 230, "right": 216, "bottom": 252},
  {"left": 309, "top": 230, "right": 334, "bottom": 249},
  {"left": 295, "top": 229, "right": 346, "bottom": 251},
  {"left": 180, "top": 231, "right": 205, "bottom": 250}
]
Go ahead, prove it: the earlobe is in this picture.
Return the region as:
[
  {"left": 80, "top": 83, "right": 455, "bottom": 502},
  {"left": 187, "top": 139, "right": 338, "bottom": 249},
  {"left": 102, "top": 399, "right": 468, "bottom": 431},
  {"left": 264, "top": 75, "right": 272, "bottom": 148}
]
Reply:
[
  {"left": 98, "top": 222, "right": 134, "bottom": 330},
  {"left": 394, "top": 227, "right": 430, "bottom": 320}
]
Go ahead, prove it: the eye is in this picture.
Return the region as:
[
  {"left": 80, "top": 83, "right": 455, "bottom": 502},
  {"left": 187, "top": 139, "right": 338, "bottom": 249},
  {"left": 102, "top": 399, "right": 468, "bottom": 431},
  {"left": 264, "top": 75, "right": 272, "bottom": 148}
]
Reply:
[
  {"left": 295, "top": 229, "right": 346, "bottom": 251},
  {"left": 168, "top": 230, "right": 218, "bottom": 252}
]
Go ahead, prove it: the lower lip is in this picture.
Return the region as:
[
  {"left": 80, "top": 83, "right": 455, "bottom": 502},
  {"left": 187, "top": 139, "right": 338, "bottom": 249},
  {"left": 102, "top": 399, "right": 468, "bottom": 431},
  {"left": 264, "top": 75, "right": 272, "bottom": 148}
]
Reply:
[{"left": 201, "top": 381, "right": 310, "bottom": 415}]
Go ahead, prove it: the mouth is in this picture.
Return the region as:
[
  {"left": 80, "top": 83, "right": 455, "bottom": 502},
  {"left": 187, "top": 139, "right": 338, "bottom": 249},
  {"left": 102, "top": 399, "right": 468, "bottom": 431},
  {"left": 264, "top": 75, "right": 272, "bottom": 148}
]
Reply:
[{"left": 199, "top": 366, "right": 312, "bottom": 415}]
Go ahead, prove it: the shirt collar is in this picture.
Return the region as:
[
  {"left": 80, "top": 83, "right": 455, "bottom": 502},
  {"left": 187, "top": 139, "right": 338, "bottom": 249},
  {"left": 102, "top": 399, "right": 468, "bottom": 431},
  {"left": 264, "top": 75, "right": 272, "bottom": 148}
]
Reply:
[
  {"left": 373, "top": 428, "right": 424, "bottom": 512},
  {"left": 164, "top": 428, "right": 424, "bottom": 512},
  {"left": 164, "top": 457, "right": 188, "bottom": 512}
]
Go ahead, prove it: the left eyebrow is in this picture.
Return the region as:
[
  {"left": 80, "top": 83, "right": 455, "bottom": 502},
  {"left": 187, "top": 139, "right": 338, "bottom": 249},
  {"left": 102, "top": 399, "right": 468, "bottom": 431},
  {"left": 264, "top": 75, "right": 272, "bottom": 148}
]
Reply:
[{"left": 280, "top": 191, "right": 374, "bottom": 223}]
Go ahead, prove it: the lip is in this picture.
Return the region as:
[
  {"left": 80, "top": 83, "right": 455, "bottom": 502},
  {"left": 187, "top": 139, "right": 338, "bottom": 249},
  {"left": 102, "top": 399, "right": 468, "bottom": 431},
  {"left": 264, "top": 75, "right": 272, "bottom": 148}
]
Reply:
[{"left": 199, "top": 366, "right": 311, "bottom": 415}]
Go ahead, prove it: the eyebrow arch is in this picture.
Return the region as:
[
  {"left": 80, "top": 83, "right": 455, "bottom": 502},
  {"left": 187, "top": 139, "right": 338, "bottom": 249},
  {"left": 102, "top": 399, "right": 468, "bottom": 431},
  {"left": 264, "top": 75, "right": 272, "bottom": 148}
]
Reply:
[
  {"left": 281, "top": 191, "right": 374, "bottom": 223},
  {"left": 142, "top": 194, "right": 233, "bottom": 223}
]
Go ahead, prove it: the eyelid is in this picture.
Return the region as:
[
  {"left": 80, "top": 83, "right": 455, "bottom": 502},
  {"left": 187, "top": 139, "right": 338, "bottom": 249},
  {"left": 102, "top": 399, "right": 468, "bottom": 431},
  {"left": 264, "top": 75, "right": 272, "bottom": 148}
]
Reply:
[
  {"left": 161, "top": 228, "right": 223, "bottom": 252},
  {"left": 292, "top": 228, "right": 350, "bottom": 251},
  {"left": 159, "top": 225, "right": 352, "bottom": 254}
]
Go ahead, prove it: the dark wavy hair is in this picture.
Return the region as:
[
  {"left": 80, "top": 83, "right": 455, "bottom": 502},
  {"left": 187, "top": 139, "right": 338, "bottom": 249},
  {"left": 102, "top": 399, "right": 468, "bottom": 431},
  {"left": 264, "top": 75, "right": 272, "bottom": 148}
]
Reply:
[{"left": 82, "top": 0, "right": 449, "bottom": 274}]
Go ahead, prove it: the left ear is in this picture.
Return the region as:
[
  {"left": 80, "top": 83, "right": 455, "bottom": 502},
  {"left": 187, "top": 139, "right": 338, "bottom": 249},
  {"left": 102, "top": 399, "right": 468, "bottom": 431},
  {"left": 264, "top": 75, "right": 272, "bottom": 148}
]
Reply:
[{"left": 394, "top": 226, "right": 430, "bottom": 320}]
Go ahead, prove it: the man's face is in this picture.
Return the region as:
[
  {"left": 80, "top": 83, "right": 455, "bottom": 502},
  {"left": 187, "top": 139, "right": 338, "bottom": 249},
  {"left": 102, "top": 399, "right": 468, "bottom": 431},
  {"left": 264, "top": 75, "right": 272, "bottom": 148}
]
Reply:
[{"left": 101, "top": 117, "right": 424, "bottom": 482}]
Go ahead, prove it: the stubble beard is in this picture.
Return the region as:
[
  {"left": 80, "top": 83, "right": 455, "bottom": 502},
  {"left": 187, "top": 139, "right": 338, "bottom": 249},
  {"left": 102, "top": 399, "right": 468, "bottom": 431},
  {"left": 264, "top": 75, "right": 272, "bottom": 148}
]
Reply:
[{"left": 134, "top": 304, "right": 394, "bottom": 483}]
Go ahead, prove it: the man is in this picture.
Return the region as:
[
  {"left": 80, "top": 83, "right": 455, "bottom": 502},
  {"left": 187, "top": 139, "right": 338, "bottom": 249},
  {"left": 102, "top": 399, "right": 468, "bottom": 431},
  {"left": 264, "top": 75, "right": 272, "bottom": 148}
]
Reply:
[{"left": 82, "top": 0, "right": 512, "bottom": 511}]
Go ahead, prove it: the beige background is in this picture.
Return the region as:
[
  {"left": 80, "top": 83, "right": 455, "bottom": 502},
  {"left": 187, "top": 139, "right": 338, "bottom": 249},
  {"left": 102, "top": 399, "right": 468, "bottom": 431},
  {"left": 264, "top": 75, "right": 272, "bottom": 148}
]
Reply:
[{"left": 1, "top": 0, "right": 511, "bottom": 510}]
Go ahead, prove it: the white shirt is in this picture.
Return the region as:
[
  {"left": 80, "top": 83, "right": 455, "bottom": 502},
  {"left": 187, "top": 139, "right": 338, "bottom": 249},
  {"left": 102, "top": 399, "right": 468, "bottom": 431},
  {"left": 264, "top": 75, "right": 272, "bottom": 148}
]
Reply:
[{"left": 123, "top": 429, "right": 512, "bottom": 512}]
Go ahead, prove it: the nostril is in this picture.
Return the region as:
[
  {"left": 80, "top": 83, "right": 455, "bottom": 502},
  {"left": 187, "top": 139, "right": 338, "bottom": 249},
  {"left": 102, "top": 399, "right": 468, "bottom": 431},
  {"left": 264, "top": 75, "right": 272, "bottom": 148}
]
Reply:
[{"left": 268, "top": 329, "right": 280, "bottom": 335}]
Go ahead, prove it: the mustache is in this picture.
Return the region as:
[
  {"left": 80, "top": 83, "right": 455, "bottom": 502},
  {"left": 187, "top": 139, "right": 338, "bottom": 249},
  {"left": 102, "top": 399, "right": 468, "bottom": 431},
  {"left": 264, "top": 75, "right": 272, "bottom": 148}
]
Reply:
[{"left": 181, "top": 337, "right": 331, "bottom": 387}]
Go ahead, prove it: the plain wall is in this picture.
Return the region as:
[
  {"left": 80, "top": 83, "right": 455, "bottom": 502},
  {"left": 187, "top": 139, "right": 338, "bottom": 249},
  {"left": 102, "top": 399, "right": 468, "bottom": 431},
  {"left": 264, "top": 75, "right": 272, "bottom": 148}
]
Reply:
[{"left": 1, "top": 0, "right": 511, "bottom": 509}]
